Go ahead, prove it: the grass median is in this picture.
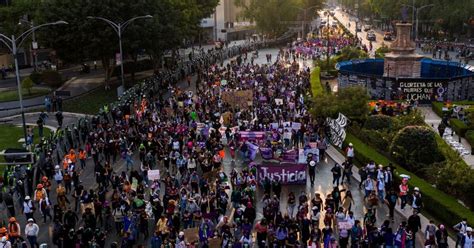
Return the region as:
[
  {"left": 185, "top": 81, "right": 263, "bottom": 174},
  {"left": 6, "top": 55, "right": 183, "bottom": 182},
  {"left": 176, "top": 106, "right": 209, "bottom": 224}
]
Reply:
[
  {"left": 0, "top": 87, "right": 51, "bottom": 102},
  {"left": 63, "top": 86, "right": 117, "bottom": 114}
]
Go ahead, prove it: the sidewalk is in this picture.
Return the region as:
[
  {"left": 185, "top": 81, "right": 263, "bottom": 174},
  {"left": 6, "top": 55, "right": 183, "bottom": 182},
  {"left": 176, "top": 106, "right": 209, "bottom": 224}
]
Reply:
[
  {"left": 419, "top": 106, "right": 474, "bottom": 168},
  {"left": 326, "top": 146, "right": 456, "bottom": 247}
]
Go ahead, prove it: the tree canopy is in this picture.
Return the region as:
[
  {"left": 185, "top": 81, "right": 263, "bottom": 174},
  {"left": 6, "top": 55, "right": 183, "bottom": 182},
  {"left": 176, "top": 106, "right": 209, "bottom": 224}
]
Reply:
[
  {"left": 0, "top": 0, "right": 219, "bottom": 83},
  {"left": 340, "top": 0, "right": 474, "bottom": 37},
  {"left": 235, "top": 0, "right": 325, "bottom": 37}
]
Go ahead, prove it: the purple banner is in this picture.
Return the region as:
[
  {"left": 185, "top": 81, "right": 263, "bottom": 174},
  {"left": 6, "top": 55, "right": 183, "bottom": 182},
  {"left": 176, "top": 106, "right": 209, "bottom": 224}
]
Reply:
[
  {"left": 257, "top": 162, "right": 307, "bottom": 185},
  {"left": 260, "top": 148, "right": 274, "bottom": 160},
  {"left": 246, "top": 142, "right": 259, "bottom": 161},
  {"left": 238, "top": 131, "right": 266, "bottom": 141},
  {"left": 282, "top": 149, "right": 298, "bottom": 162}
]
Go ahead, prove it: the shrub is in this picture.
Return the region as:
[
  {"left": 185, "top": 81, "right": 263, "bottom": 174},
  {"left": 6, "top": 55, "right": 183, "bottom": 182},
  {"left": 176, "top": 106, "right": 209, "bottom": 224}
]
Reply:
[
  {"left": 390, "top": 126, "right": 445, "bottom": 172},
  {"left": 358, "top": 129, "right": 390, "bottom": 151},
  {"left": 41, "top": 70, "right": 63, "bottom": 88},
  {"left": 29, "top": 71, "right": 42, "bottom": 85},
  {"left": 21, "top": 77, "right": 33, "bottom": 95},
  {"left": 112, "top": 59, "right": 153, "bottom": 77},
  {"left": 310, "top": 67, "right": 323, "bottom": 97},
  {"left": 375, "top": 45, "right": 391, "bottom": 58},
  {"left": 391, "top": 111, "right": 426, "bottom": 131},
  {"left": 431, "top": 102, "right": 444, "bottom": 117},
  {"left": 449, "top": 118, "right": 468, "bottom": 137},
  {"left": 335, "top": 46, "right": 369, "bottom": 62},
  {"left": 344, "top": 133, "right": 474, "bottom": 229},
  {"left": 466, "top": 130, "right": 474, "bottom": 148},
  {"left": 364, "top": 115, "right": 393, "bottom": 130}
]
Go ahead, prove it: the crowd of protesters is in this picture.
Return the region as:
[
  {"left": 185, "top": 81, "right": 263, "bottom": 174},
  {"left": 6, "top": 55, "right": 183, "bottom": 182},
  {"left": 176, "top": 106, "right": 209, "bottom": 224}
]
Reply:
[{"left": 0, "top": 34, "right": 472, "bottom": 248}]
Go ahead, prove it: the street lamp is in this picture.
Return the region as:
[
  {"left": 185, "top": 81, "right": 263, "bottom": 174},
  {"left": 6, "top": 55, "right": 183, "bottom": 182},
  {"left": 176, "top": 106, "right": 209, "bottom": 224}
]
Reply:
[
  {"left": 18, "top": 18, "right": 38, "bottom": 72},
  {"left": 0, "top": 20, "right": 68, "bottom": 146},
  {"left": 401, "top": 3, "right": 434, "bottom": 41},
  {"left": 291, "top": 5, "right": 320, "bottom": 38},
  {"left": 87, "top": 15, "right": 153, "bottom": 90}
]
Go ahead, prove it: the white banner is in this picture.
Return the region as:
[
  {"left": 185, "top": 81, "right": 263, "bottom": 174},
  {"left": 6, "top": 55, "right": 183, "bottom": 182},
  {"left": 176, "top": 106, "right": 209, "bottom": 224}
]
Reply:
[{"left": 326, "top": 113, "right": 349, "bottom": 148}]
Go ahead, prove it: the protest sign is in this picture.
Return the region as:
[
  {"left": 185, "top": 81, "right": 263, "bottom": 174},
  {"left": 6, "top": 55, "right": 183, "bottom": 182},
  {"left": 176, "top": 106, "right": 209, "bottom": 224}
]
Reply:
[
  {"left": 338, "top": 221, "right": 353, "bottom": 230},
  {"left": 221, "top": 89, "right": 253, "bottom": 108},
  {"left": 131, "top": 178, "right": 138, "bottom": 191},
  {"left": 257, "top": 162, "right": 307, "bottom": 185},
  {"left": 282, "top": 149, "right": 298, "bottom": 162},
  {"left": 270, "top": 123, "right": 279, "bottom": 130},
  {"left": 246, "top": 142, "right": 259, "bottom": 161},
  {"left": 260, "top": 147, "right": 274, "bottom": 160},
  {"left": 148, "top": 169, "right": 160, "bottom": 181},
  {"left": 238, "top": 131, "right": 266, "bottom": 141},
  {"left": 291, "top": 122, "right": 301, "bottom": 130},
  {"left": 183, "top": 228, "right": 199, "bottom": 243}
]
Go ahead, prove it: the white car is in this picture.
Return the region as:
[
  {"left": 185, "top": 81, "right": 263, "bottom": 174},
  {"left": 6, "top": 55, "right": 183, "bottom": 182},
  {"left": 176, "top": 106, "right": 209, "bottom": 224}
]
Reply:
[{"left": 363, "top": 25, "right": 371, "bottom": 31}]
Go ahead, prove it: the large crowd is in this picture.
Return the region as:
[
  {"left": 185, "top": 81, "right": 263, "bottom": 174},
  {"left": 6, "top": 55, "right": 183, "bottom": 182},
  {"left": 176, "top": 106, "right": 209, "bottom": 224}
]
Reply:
[{"left": 0, "top": 35, "right": 473, "bottom": 248}]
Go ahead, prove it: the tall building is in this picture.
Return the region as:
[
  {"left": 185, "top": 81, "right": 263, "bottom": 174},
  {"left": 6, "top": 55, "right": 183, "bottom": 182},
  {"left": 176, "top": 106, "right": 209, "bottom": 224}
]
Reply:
[{"left": 200, "top": 0, "right": 254, "bottom": 42}]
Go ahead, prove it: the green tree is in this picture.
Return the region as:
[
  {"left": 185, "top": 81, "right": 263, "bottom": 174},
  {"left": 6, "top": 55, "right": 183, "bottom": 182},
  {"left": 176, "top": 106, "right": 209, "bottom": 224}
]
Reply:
[
  {"left": 374, "top": 44, "right": 390, "bottom": 58},
  {"left": 335, "top": 46, "right": 368, "bottom": 62},
  {"left": 390, "top": 126, "right": 445, "bottom": 173},
  {"left": 21, "top": 76, "right": 33, "bottom": 95},
  {"left": 235, "top": 0, "right": 324, "bottom": 37},
  {"left": 37, "top": 0, "right": 219, "bottom": 87},
  {"left": 310, "top": 86, "right": 369, "bottom": 120}
]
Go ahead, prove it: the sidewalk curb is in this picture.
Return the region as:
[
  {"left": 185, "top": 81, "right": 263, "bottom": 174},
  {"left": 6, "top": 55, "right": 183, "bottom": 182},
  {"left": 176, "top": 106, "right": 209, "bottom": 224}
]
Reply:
[
  {"left": 326, "top": 146, "right": 456, "bottom": 247},
  {"left": 0, "top": 111, "right": 90, "bottom": 122}
]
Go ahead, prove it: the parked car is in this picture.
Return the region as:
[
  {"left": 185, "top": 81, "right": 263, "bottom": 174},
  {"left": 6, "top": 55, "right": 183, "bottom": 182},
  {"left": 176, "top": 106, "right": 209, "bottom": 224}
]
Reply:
[
  {"left": 363, "top": 25, "right": 371, "bottom": 31},
  {"left": 356, "top": 25, "right": 361, "bottom": 32},
  {"left": 383, "top": 32, "right": 393, "bottom": 41},
  {"left": 331, "top": 21, "right": 338, "bottom": 28},
  {"left": 366, "top": 31, "right": 376, "bottom": 41}
]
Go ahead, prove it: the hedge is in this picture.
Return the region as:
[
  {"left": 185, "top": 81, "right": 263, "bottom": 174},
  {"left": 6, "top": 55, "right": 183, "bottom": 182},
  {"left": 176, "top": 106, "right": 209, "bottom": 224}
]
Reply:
[
  {"left": 449, "top": 118, "right": 468, "bottom": 137},
  {"left": 466, "top": 130, "right": 474, "bottom": 148},
  {"left": 431, "top": 102, "right": 445, "bottom": 117},
  {"left": 310, "top": 66, "right": 324, "bottom": 97},
  {"left": 344, "top": 132, "right": 474, "bottom": 228}
]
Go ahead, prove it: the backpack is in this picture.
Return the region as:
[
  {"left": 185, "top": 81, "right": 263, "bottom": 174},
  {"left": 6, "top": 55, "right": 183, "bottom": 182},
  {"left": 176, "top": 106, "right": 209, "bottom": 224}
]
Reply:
[{"left": 36, "top": 190, "right": 44, "bottom": 201}]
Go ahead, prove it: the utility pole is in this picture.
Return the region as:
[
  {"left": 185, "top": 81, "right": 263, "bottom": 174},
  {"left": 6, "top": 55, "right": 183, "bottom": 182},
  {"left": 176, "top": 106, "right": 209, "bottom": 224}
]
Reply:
[
  {"left": 0, "top": 21, "right": 68, "bottom": 146},
  {"left": 402, "top": 3, "right": 434, "bottom": 41},
  {"left": 87, "top": 15, "right": 153, "bottom": 90},
  {"left": 327, "top": 12, "right": 330, "bottom": 68}
]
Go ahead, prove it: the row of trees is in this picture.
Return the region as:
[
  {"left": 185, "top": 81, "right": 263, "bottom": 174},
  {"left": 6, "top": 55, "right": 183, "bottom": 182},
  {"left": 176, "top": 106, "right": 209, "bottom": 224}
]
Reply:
[
  {"left": 0, "top": 0, "right": 219, "bottom": 84},
  {"left": 235, "top": 0, "right": 325, "bottom": 38},
  {"left": 340, "top": 0, "right": 473, "bottom": 37}
]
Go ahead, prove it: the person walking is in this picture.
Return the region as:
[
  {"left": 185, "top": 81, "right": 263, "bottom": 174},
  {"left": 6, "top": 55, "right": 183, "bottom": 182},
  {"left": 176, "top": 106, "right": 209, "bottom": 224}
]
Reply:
[
  {"left": 7, "top": 217, "right": 20, "bottom": 245},
  {"left": 408, "top": 210, "right": 422, "bottom": 248},
  {"left": 455, "top": 218, "right": 469, "bottom": 248},
  {"left": 331, "top": 163, "right": 342, "bottom": 186},
  {"left": 436, "top": 224, "right": 449, "bottom": 248},
  {"left": 345, "top": 143, "right": 354, "bottom": 164},
  {"left": 22, "top": 196, "right": 35, "bottom": 221},
  {"left": 39, "top": 195, "right": 53, "bottom": 223},
  {"left": 309, "top": 160, "right": 317, "bottom": 186},
  {"left": 25, "top": 218, "right": 39, "bottom": 248},
  {"left": 462, "top": 227, "right": 473, "bottom": 248},
  {"left": 55, "top": 111, "right": 63, "bottom": 128}
]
